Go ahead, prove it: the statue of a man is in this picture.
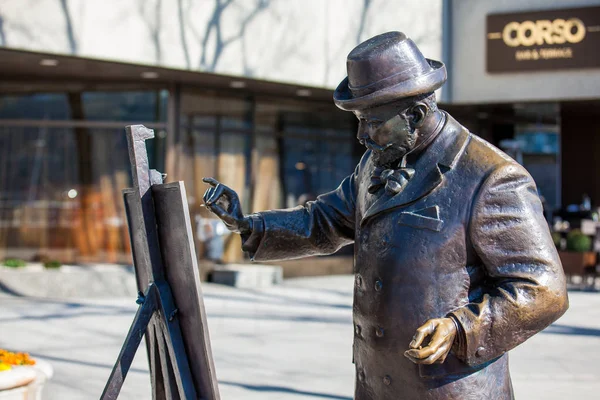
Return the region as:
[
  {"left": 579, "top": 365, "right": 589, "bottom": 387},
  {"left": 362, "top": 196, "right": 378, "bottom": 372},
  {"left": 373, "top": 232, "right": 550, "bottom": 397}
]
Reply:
[{"left": 203, "top": 31, "right": 568, "bottom": 399}]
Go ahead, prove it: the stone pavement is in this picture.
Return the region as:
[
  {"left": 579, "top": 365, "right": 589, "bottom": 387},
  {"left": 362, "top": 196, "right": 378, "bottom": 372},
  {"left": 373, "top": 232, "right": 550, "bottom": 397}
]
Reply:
[{"left": 0, "top": 275, "right": 599, "bottom": 399}]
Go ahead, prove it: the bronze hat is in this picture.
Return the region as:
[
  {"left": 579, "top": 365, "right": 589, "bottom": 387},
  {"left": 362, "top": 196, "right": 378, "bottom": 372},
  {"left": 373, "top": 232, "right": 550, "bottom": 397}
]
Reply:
[{"left": 333, "top": 31, "right": 447, "bottom": 111}]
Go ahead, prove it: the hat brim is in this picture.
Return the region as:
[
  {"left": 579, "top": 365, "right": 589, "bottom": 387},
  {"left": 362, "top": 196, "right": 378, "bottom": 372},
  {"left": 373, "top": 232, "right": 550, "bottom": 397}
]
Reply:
[{"left": 333, "top": 59, "right": 447, "bottom": 111}]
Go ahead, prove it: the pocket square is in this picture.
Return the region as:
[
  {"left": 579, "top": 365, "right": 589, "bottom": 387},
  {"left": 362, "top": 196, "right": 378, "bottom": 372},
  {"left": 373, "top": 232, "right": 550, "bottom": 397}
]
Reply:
[{"left": 397, "top": 206, "right": 443, "bottom": 232}]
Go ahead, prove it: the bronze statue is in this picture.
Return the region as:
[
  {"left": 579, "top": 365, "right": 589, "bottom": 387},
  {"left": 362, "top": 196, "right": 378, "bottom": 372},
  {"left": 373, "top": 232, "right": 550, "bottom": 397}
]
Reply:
[{"left": 203, "top": 32, "right": 568, "bottom": 399}]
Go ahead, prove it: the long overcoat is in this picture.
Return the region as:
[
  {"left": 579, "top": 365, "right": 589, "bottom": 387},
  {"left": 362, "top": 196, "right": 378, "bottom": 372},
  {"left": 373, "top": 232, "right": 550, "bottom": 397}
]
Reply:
[{"left": 242, "top": 112, "right": 568, "bottom": 399}]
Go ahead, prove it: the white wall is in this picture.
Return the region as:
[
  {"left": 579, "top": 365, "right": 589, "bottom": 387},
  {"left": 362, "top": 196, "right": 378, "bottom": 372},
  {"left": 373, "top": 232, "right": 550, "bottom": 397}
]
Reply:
[
  {"left": 450, "top": 0, "right": 600, "bottom": 104},
  {"left": 0, "top": 0, "right": 442, "bottom": 90}
]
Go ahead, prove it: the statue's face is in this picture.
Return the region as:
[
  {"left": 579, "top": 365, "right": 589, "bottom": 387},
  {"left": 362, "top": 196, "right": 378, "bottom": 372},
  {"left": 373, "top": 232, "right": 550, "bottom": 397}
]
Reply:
[{"left": 354, "top": 101, "right": 425, "bottom": 168}]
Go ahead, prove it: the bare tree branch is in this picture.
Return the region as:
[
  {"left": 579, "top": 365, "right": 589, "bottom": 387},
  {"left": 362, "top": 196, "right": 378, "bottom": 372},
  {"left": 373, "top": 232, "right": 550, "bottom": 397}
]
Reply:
[
  {"left": 222, "top": 0, "right": 268, "bottom": 48},
  {"left": 199, "top": 0, "right": 232, "bottom": 70},
  {"left": 177, "top": 0, "right": 191, "bottom": 68},
  {"left": 261, "top": 22, "right": 311, "bottom": 76},
  {"left": 227, "top": 0, "right": 269, "bottom": 75},
  {"left": 59, "top": 0, "right": 77, "bottom": 54},
  {"left": 198, "top": 0, "right": 269, "bottom": 72},
  {"left": 138, "top": 0, "right": 163, "bottom": 63},
  {"left": 154, "top": 0, "right": 162, "bottom": 63},
  {"left": 0, "top": 14, "right": 6, "bottom": 46},
  {"left": 356, "top": 0, "right": 371, "bottom": 44},
  {"left": 186, "top": 2, "right": 203, "bottom": 44},
  {"left": 324, "top": 6, "right": 363, "bottom": 86}
]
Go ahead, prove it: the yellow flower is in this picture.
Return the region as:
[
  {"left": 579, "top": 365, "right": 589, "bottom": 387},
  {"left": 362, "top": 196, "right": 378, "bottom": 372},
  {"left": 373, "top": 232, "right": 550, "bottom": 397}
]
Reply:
[
  {"left": 0, "top": 349, "right": 35, "bottom": 366},
  {"left": 0, "top": 363, "right": 12, "bottom": 371}
]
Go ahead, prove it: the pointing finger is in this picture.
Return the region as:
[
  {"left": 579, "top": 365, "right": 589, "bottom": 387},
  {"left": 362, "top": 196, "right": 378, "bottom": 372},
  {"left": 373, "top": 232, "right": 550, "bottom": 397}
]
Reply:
[
  {"left": 203, "top": 177, "right": 220, "bottom": 187},
  {"left": 206, "top": 185, "right": 225, "bottom": 205},
  {"left": 203, "top": 187, "right": 215, "bottom": 204}
]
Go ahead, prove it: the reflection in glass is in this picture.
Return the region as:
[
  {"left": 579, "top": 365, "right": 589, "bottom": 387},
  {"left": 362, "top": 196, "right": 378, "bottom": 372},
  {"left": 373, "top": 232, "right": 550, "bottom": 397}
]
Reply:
[
  {"left": 0, "top": 94, "right": 71, "bottom": 120},
  {"left": 0, "top": 89, "right": 167, "bottom": 265},
  {"left": 281, "top": 112, "right": 355, "bottom": 208},
  {"left": 82, "top": 91, "right": 167, "bottom": 122},
  {"left": 516, "top": 124, "right": 560, "bottom": 212},
  {"left": 0, "top": 125, "right": 133, "bottom": 263}
]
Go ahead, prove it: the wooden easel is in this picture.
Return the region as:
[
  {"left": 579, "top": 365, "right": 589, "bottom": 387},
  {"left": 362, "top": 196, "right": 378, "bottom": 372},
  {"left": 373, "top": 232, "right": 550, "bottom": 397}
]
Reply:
[{"left": 100, "top": 125, "right": 220, "bottom": 400}]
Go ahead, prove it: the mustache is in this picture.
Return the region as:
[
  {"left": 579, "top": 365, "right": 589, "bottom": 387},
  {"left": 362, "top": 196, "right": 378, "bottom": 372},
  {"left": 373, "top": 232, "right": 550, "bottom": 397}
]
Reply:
[{"left": 362, "top": 138, "right": 393, "bottom": 152}]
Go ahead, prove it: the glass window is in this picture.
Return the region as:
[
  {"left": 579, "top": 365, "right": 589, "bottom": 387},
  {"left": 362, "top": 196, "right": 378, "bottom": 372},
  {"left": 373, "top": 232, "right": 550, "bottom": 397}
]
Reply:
[
  {"left": 178, "top": 91, "right": 254, "bottom": 264},
  {"left": 0, "top": 93, "right": 71, "bottom": 120},
  {"left": 281, "top": 111, "right": 356, "bottom": 207},
  {"left": 179, "top": 92, "right": 253, "bottom": 210},
  {"left": 0, "top": 87, "right": 167, "bottom": 265},
  {"left": 82, "top": 91, "right": 168, "bottom": 122},
  {"left": 515, "top": 124, "right": 560, "bottom": 211},
  {"left": 0, "top": 91, "right": 168, "bottom": 122},
  {"left": 515, "top": 131, "right": 558, "bottom": 154},
  {"left": 0, "top": 124, "right": 136, "bottom": 264}
]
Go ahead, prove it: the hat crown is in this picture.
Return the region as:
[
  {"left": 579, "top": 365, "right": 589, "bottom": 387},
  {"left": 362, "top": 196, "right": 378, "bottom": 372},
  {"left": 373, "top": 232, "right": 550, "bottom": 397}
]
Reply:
[
  {"left": 346, "top": 31, "right": 433, "bottom": 97},
  {"left": 333, "top": 31, "right": 447, "bottom": 111}
]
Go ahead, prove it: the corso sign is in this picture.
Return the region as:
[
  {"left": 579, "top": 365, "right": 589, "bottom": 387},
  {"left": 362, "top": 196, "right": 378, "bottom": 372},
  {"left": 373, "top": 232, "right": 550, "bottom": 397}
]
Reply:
[
  {"left": 487, "top": 6, "right": 600, "bottom": 73},
  {"left": 502, "top": 18, "right": 586, "bottom": 47}
]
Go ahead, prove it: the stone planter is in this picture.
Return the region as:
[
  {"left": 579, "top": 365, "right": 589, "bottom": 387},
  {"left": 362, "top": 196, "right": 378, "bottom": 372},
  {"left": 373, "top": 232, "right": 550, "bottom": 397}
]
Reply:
[
  {"left": 558, "top": 251, "right": 597, "bottom": 276},
  {"left": 211, "top": 263, "right": 283, "bottom": 288},
  {"left": 0, "top": 360, "right": 52, "bottom": 400}
]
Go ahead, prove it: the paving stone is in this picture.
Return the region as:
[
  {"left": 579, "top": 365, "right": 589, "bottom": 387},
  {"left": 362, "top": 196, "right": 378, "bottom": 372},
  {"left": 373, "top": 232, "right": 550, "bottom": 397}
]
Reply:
[
  {"left": 210, "top": 263, "right": 283, "bottom": 288},
  {"left": 0, "top": 276, "right": 598, "bottom": 400}
]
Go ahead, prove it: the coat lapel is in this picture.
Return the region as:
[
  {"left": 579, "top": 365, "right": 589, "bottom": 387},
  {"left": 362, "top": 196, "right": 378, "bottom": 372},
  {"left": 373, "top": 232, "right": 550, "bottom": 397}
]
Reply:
[{"left": 361, "top": 113, "right": 470, "bottom": 225}]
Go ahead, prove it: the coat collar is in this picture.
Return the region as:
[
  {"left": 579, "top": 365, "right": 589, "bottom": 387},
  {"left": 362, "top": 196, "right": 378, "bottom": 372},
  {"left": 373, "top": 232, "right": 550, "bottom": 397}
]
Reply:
[{"left": 361, "top": 112, "right": 470, "bottom": 225}]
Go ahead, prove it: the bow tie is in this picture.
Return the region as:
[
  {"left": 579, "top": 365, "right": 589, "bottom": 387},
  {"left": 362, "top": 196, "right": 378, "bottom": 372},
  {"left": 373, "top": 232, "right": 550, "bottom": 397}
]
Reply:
[{"left": 368, "top": 167, "right": 415, "bottom": 195}]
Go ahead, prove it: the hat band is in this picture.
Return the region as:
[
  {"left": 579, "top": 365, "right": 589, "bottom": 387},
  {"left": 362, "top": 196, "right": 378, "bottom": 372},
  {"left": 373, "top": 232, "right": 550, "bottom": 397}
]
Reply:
[{"left": 348, "top": 62, "right": 433, "bottom": 98}]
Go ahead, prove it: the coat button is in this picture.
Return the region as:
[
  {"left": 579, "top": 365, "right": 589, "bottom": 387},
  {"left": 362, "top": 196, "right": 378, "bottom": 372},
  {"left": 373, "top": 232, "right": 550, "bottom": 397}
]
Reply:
[
  {"left": 374, "top": 280, "right": 383, "bottom": 291},
  {"left": 376, "top": 327, "right": 384, "bottom": 337},
  {"left": 383, "top": 375, "right": 391, "bottom": 386},
  {"left": 355, "top": 274, "right": 362, "bottom": 287},
  {"left": 358, "top": 370, "right": 365, "bottom": 382},
  {"left": 476, "top": 347, "right": 485, "bottom": 357},
  {"left": 355, "top": 325, "right": 362, "bottom": 336}
]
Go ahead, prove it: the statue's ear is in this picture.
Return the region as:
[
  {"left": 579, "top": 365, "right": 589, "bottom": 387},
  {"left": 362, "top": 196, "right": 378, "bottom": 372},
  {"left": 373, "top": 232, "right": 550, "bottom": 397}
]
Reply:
[{"left": 410, "top": 103, "right": 428, "bottom": 128}]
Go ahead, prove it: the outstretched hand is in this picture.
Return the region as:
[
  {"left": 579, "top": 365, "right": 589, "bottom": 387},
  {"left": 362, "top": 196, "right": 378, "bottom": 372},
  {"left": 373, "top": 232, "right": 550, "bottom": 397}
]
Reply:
[
  {"left": 202, "top": 177, "right": 250, "bottom": 234},
  {"left": 404, "top": 317, "right": 457, "bottom": 365}
]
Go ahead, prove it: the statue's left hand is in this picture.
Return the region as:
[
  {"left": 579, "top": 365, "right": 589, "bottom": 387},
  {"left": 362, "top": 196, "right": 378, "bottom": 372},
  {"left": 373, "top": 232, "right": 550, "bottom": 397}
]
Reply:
[{"left": 404, "top": 318, "right": 456, "bottom": 365}]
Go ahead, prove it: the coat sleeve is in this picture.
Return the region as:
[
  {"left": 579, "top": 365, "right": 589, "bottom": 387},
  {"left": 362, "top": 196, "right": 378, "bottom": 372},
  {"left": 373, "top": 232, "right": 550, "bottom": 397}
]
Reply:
[
  {"left": 449, "top": 163, "right": 568, "bottom": 366},
  {"left": 240, "top": 163, "right": 359, "bottom": 262}
]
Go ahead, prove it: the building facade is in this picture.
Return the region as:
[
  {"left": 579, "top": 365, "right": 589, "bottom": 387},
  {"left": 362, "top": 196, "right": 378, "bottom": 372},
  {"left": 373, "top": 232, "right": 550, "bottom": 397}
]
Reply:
[
  {"left": 1, "top": 0, "right": 598, "bottom": 267},
  {"left": 446, "top": 0, "right": 600, "bottom": 218},
  {"left": 0, "top": 0, "right": 442, "bottom": 264}
]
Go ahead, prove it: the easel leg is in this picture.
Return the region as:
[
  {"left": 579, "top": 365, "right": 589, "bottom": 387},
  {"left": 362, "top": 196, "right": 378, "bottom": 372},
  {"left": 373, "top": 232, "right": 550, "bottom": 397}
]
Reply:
[
  {"left": 156, "top": 326, "right": 180, "bottom": 400},
  {"left": 100, "top": 285, "right": 157, "bottom": 400},
  {"left": 155, "top": 281, "right": 198, "bottom": 400},
  {"left": 149, "top": 320, "right": 168, "bottom": 400}
]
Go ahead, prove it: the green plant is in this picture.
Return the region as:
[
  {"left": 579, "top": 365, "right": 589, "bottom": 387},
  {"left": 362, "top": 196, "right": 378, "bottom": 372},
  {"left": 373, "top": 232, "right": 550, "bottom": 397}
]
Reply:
[
  {"left": 566, "top": 229, "right": 592, "bottom": 253},
  {"left": 3, "top": 259, "right": 27, "bottom": 268},
  {"left": 551, "top": 232, "right": 562, "bottom": 249},
  {"left": 43, "top": 260, "right": 62, "bottom": 269}
]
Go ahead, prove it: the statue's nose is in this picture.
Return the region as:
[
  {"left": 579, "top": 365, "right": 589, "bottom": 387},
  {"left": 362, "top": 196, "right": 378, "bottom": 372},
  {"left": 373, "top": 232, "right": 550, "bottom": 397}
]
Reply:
[{"left": 357, "top": 121, "right": 369, "bottom": 143}]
